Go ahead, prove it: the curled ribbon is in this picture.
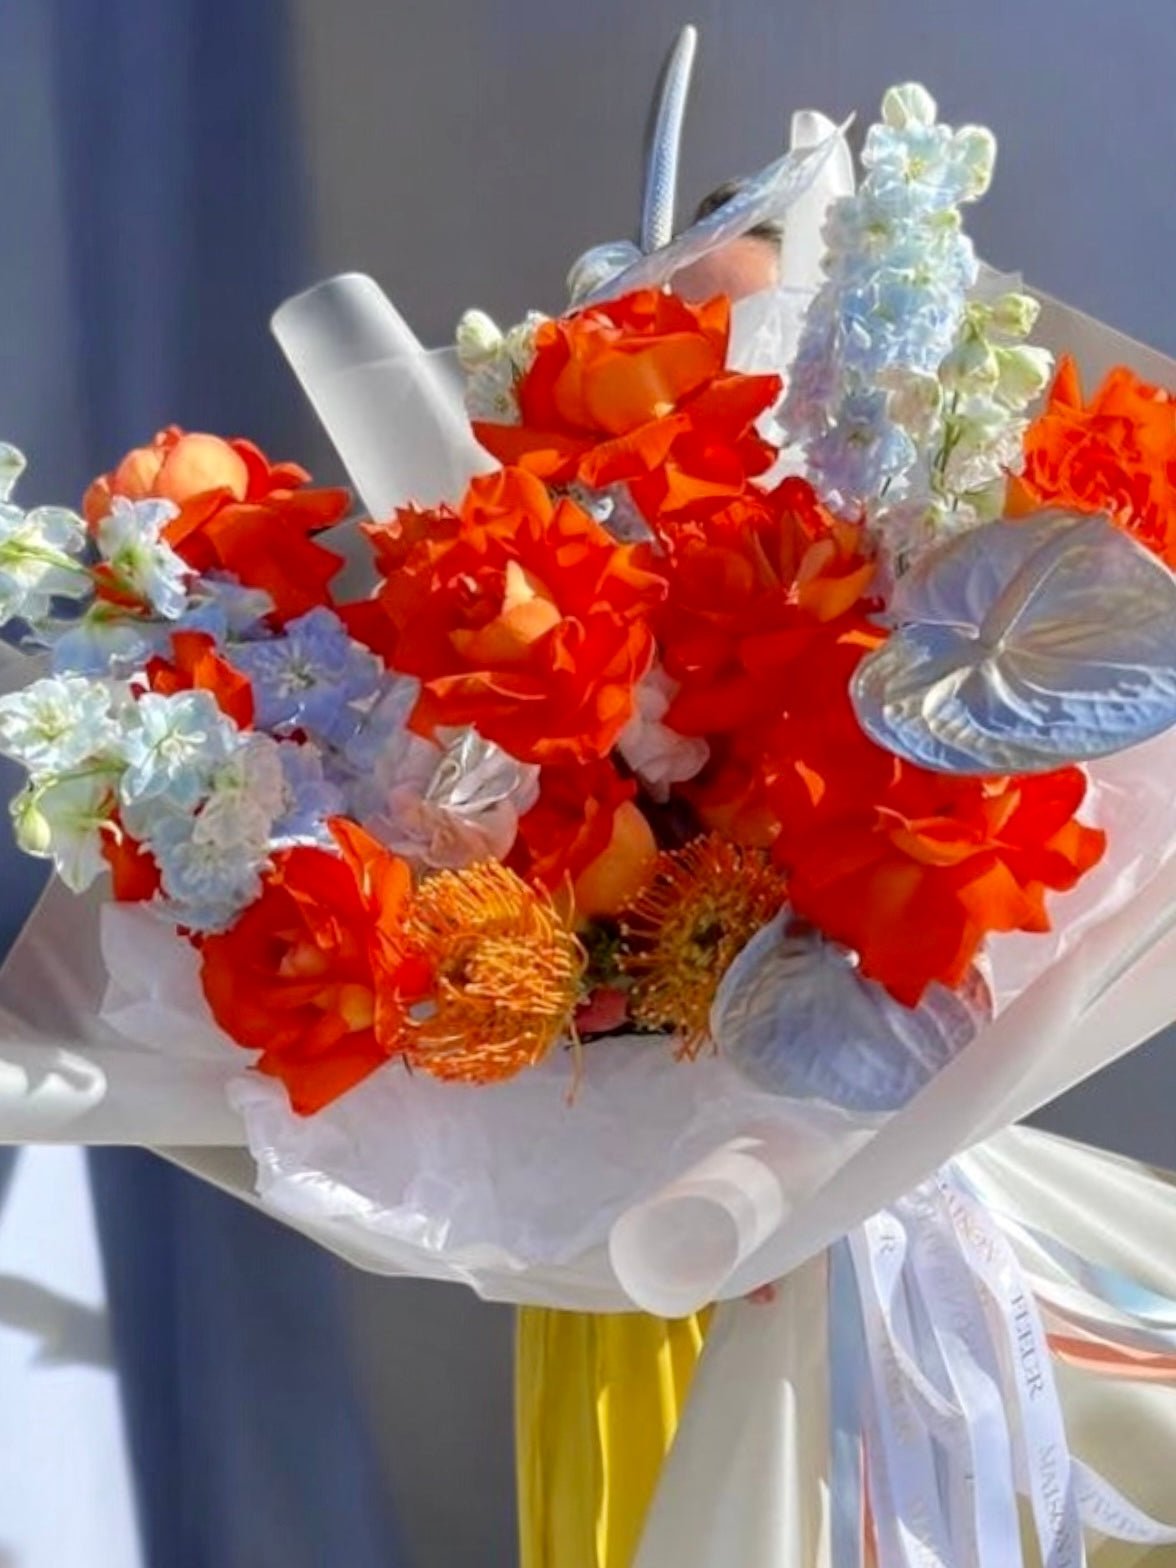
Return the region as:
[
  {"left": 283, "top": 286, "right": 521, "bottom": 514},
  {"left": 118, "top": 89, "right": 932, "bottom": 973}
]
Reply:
[{"left": 829, "top": 1165, "right": 1176, "bottom": 1568}]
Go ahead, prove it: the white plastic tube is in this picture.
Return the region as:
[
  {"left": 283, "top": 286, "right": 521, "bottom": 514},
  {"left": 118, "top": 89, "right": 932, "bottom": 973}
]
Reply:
[
  {"left": 271, "top": 272, "right": 492, "bottom": 517},
  {"left": 609, "top": 1137, "right": 788, "bottom": 1317}
]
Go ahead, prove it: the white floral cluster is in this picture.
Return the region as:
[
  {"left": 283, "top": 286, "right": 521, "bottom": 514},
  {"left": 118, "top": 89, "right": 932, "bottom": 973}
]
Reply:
[
  {"left": 0, "top": 445, "right": 92, "bottom": 628},
  {"left": 877, "top": 290, "right": 1053, "bottom": 565},
  {"left": 455, "top": 308, "right": 549, "bottom": 424}
]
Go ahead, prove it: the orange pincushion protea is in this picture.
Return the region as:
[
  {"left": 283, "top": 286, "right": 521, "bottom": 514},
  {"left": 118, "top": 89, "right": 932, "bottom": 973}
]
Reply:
[
  {"left": 619, "top": 835, "right": 788, "bottom": 1056},
  {"left": 358, "top": 467, "right": 666, "bottom": 764},
  {"left": 84, "top": 426, "right": 349, "bottom": 623},
  {"left": 404, "top": 861, "right": 585, "bottom": 1085},
  {"left": 472, "top": 289, "right": 780, "bottom": 509}
]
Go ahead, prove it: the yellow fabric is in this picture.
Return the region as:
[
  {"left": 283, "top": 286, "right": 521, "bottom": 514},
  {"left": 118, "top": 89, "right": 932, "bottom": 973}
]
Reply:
[{"left": 516, "top": 1307, "right": 711, "bottom": 1568}]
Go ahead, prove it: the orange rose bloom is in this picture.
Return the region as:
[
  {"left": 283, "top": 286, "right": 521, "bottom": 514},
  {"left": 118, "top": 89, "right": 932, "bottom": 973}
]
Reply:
[
  {"left": 510, "top": 757, "right": 658, "bottom": 917},
  {"left": 146, "top": 630, "right": 255, "bottom": 729},
  {"left": 511, "top": 758, "right": 637, "bottom": 891},
  {"left": 363, "top": 467, "right": 666, "bottom": 764},
  {"left": 198, "top": 821, "right": 427, "bottom": 1114},
  {"left": 1012, "top": 357, "right": 1176, "bottom": 566},
  {"left": 766, "top": 694, "right": 1105, "bottom": 1005},
  {"left": 659, "top": 477, "right": 879, "bottom": 739},
  {"left": 85, "top": 427, "right": 349, "bottom": 623},
  {"left": 472, "top": 290, "right": 780, "bottom": 508}
]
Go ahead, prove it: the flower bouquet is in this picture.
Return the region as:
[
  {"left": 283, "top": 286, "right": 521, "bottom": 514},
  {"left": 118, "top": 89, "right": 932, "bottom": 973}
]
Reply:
[{"left": 6, "top": 52, "right": 1176, "bottom": 1565}]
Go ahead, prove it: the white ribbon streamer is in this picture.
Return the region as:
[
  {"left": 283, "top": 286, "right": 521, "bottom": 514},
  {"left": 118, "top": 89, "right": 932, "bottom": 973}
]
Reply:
[{"left": 831, "top": 1167, "right": 1176, "bottom": 1568}]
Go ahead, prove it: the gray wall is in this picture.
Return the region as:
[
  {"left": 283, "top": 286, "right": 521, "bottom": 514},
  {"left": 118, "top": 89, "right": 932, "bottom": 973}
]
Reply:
[{"left": 292, "top": 0, "right": 1176, "bottom": 355}]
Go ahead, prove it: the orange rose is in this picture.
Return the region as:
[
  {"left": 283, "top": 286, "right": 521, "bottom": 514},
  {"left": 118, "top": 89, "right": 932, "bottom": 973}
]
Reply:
[
  {"left": 146, "top": 630, "right": 255, "bottom": 729},
  {"left": 362, "top": 468, "right": 666, "bottom": 764},
  {"left": 85, "top": 427, "right": 349, "bottom": 623},
  {"left": 766, "top": 691, "right": 1105, "bottom": 1005},
  {"left": 512, "top": 758, "right": 636, "bottom": 889},
  {"left": 510, "top": 758, "right": 657, "bottom": 917},
  {"left": 102, "top": 825, "right": 162, "bottom": 904},
  {"left": 1013, "top": 357, "right": 1176, "bottom": 566},
  {"left": 658, "top": 477, "right": 879, "bottom": 739},
  {"left": 472, "top": 290, "right": 780, "bottom": 508},
  {"left": 198, "top": 821, "right": 427, "bottom": 1114}
]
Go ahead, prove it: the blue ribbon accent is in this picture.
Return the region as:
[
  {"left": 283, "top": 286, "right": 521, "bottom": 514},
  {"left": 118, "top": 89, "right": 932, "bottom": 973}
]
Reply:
[
  {"left": 828, "top": 1238, "right": 868, "bottom": 1568},
  {"left": 960, "top": 1167, "right": 1176, "bottom": 1346}
]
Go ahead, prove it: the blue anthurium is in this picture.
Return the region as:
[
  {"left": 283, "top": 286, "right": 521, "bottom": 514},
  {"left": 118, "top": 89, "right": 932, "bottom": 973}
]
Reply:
[
  {"left": 851, "top": 509, "right": 1176, "bottom": 775},
  {"left": 711, "top": 912, "right": 990, "bottom": 1114}
]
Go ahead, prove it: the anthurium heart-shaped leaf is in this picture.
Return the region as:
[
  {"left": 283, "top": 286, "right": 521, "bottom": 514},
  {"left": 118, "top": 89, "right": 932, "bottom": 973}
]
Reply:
[
  {"left": 852, "top": 510, "right": 1176, "bottom": 774},
  {"left": 711, "top": 912, "right": 989, "bottom": 1114}
]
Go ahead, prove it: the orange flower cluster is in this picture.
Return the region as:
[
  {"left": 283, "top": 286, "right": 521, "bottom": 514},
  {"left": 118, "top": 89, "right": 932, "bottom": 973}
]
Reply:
[
  {"left": 85, "top": 427, "right": 349, "bottom": 622},
  {"left": 1012, "top": 357, "right": 1176, "bottom": 566},
  {"left": 355, "top": 467, "right": 667, "bottom": 764},
  {"left": 108, "top": 289, "right": 1117, "bottom": 1109},
  {"left": 651, "top": 477, "right": 881, "bottom": 847},
  {"left": 659, "top": 477, "right": 879, "bottom": 738},
  {"left": 197, "top": 822, "right": 586, "bottom": 1112},
  {"left": 473, "top": 289, "right": 780, "bottom": 520}
]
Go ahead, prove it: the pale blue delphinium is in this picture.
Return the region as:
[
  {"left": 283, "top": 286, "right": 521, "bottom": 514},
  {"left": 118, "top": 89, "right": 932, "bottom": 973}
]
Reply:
[
  {"left": 149, "top": 812, "right": 268, "bottom": 933},
  {"left": 807, "top": 388, "right": 918, "bottom": 503},
  {"left": 230, "top": 607, "right": 381, "bottom": 745},
  {"left": 780, "top": 84, "right": 996, "bottom": 521},
  {"left": 52, "top": 614, "right": 169, "bottom": 677},
  {"left": 179, "top": 575, "right": 275, "bottom": 643},
  {"left": 145, "top": 733, "right": 286, "bottom": 931},
  {"left": 273, "top": 740, "right": 344, "bottom": 845},
  {"left": 119, "top": 689, "right": 240, "bottom": 812},
  {"left": 338, "top": 674, "right": 420, "bottom": 776}
]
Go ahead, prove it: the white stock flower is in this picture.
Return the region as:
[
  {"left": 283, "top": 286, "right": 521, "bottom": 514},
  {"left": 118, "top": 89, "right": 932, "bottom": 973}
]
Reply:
[
  {"left": 96, "top": 497, "right": 190, "bottom": 619},
  {"left": 0, "top": 444, "right": 25, "bottom": 502},
  {"left": 504, "top": 311, "right": 548, "bottom": 372},
  {"left": 881, "top": 83, "right": 937, "bottom": 131},
  {"left": 458, "top": 309, "right": 549, "bottom": 425},
  {"left": 464, "top": 357, "right": 521, "bottom": 424},
  {"left": 617, "top": 667, "right": 709, "bottom": 802},
  {"left": 0, "top": 675, "right": 121, "bottom": 778},
  {"left": 0, "top": 446, "right": 90, "bottom": 627},
  {"left": 993, "top": 344, "right": 1053, "bottom": 409},
  {"left": 456, "top": 309, "right": 505, "bottom": 370},
  {"left": 12, "top": 773, "right": 117, "bottom": 891}
]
